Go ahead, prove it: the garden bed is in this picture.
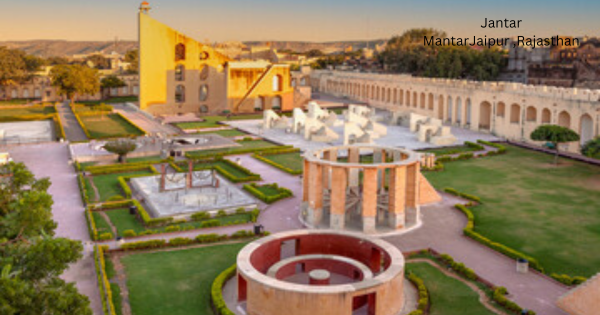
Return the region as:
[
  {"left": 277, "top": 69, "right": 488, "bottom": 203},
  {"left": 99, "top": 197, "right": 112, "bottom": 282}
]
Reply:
[{"left": 243, "top": 183, "right": 293, "bottom": 204}]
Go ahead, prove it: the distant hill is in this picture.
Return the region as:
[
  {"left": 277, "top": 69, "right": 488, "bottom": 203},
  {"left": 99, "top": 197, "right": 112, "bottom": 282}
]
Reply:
[
  {"left": 0, "top": 39, "right": 388, "bottom": 57},
  {"left": 0, "top": 40, "right": 138, "bottom": 57}
]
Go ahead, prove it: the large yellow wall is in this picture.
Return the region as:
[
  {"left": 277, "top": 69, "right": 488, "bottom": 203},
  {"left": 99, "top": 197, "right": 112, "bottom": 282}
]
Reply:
[{"left": 139, "top": 11, "right": 297, "bottom": 115}]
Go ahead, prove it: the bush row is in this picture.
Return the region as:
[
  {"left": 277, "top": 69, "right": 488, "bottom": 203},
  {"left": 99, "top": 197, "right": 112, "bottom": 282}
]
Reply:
[
  {"left": 190, "top": 158, "right": 261, "bottom": 183},
  {"left": 454, "top": 204, "right": 544, "bottom": 272},
  {"left": 77, "top": 173, "right": 90, "bottom": 205},
  {"left": 493, "top": 287, "right": 536, "bottom": 315},
  {"left": 243, "top": 183, "right": 293, "bottom": 204},
  {"left": 550, "top": 273, "right": 587, "bottom": 286},
  {"left": 211, "top": 264, "right": 237, "bottom": 315},
  {"left": 72, "top": 103, "right": 113, "bottom": 114},
  {"left": 85, "top": 208, "right": 99, "bottom": 241},
  {"left": 443, "top": 187, "right": 481, "bottom": 203},
  {"left": 93, "top": 245, "right": 118, "bottom": 315},
  {"left": 86, "top": 163, "right": 158, "bottom": 176},
  {"left": 51, "top": 109, "right": 67, "bottom": 140},
  {"left": 116, "top": 112, "right": 148, "bottom": 136},
  {"left": 252, "top": 153, "right": 303, "bottom": 175},
  {"left": 186, "top": 144, "right": 295, "bottom": 159},
  {"left": 477, "top": 140, "right": 507, "bottom": 155},
  {"left": 438, "top": 254, "right": 478, "bottom": 280},
  {"left": 119, "top": 230, "right": 259, "bottom": 251},
  {"left": 464, "top": 141, "right": 485, "bottom": 151},
  {"left": 406, "top": 272, "right": 429, "bottom": 315}
]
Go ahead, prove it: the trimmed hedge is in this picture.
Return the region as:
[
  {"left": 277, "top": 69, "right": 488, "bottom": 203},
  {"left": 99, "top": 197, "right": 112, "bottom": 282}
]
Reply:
[
  {"left": 477, "top": 140, "right": 507, "bottom": 155},
  {"left": 186, "top": 143, "right": 295, "bottom": 159},
  {"left": 550, "top": 273, "right": 587, "bottom": 286},
  {"left": 252, "top": 148, "right": 303, "bottom": 175},
  {"left": 243, "top": 183, "right": 293, "bottom": 204},
  {"left": 85, "top": 208, "right": 99, "bottom": 241},
  {"left": 454, "top": 204, "right": 543, "bottom": 272},
  {"left": 93, "top": 245, "right": 118, "bottom": 315},
  {"left": 493, "top": 287, "right": 536, "bottom": 315},
  {"left": 118, "top": 230, "right": 258, "bottom": 251},
  {"left": 443, "top": 187, "right": 481, "bottom": 203},
  {"left": 464, "top": 141, "right": 485, "bottom": 151},
  {"left": 86, "top": 163, "right": 158, "bottom": 176},
  {"left": 211, "top": 264, "right": 237, "bottom": 315},
  {"left": 190, "top": 158, "right": 261, "bottom": 183},
  {"left": 407, "top": 272, "right": 429, "bottom": 315},
  {"left": 77, "top": 173, "right": 90, "bottom": 205},
  {"left": 438, "top": 254, "right": 477, "bottom": 280}
]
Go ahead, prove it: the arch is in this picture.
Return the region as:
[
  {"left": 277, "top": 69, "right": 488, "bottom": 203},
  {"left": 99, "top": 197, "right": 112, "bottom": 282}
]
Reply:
[
  {"left": 387, "top": 88, "right": 391, "bottom": 103},
  {"left": 175, "top": 43, "right": 186, "bottom": 61},
  {"left": 558, "top": 111, "right": 571, "bottom": 128},
  {"left": 175, "top": 85, "right": 185, "bottom": 103},
  {"left": 199, "top": 85, "right": 209, "bottom": 101},
  {"left": 428, "top": 93, "right": 434, "bottom": 110},
  {"left": 200, "top": 66, "right": 209, "bottom": 80},
  {"left": 541, "top": 108, "right": 551, "bottom": 123},
  {"left": 580, "top": 114, "right": 594, "bottom": 145},
  {"left": 392, "top": 89, "right": 397, "bottom": 104},
  {"left": 437, "top": 95, "right": 444, "bottom": 120},
  {"left": 497, "top": 102, "right": 506, "bottom": 117},
  {"left": 273, "top": 75, "right": 283, "bottom": 92},
  {"left": 175, "top": 64, "right": 185, "bottom": 81},
  {"left": 254, "top": 96, "right": 265, "bottom": 112},
  {"left": 399, "top": 89, "right": 404, "bottom": 105},
  {"left": 510, "top": 104, "right": 521, "bottom": 123},
  {"left": 526, "top": 106, "right": 537, "bottom": 122},
  {"left": 447, "top": 96, "right": 453, "bottom": 122},
  {"left": 272, "top": 96, "right": 282, "bottom": 110},
  {"left": 133, "top": 85, "right": 139, "bottom": 95},
  {"left": 420, "top": 93, "right": 426, "bottom": 109},
  {"left": 22, "top": 89, "right": 29, "bottom": 98},
  {"left": 479, "top": 101, "right": 492, "bottom": 130},
  {"left": 34, "top": 88, "right": 41, "bottom": 98},
  {"left": 412, "top": 91, "right": 417, "bottom": 107},
  {"left": 456, "top": 97, "right": 462, "bottom": 124},
  {"left": 465, "top": 98, "right": 472, "bottom": 124},
  {"left": 11, "top": 89, "right": 17, "bottom": 99},
  {"left": 406, "top": 91, "right": 410, "bottom": 106}
]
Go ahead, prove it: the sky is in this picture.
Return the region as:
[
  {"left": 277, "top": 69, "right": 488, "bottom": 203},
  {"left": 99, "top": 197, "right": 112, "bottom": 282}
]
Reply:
[{"left": 0, "top": 0, "right": 599, "bottom": 42}]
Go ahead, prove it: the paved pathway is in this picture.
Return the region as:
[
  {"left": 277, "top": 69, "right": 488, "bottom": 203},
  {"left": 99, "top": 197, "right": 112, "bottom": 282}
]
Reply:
[
  {"left": 113, "top": 104, "right": 179, "bottom": 136},
  {"left": 5, "top": 143, "right": 102, "bottom": 315},
  {"left": 56, "top": 102, "right": 88, "bottom": 142}
]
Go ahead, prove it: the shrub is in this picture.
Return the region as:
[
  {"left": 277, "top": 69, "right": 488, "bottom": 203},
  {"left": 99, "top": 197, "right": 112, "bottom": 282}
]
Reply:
[
  {"left": 243, "top": 183, "right": 293, "bottom": 204},
  {"left": 231, "top": 230, "right": 254, "bottom": 239},
  {"left": 169, "top": 237, "right": 195, "bottom": 246},
  {"left": 99, "top": 232, "right": 114, "bottom": 241},
  {"left": 464, "top": 141, "right": 485, "bottom": 151},
  {"left": 107, "top": 195, "right": 125, "bottom": 202},
  {"left": 216, "top": 210, "right": 227, "bottom": 217},
  {"left": 201, "top": 220, "right": 221, "bottom": 228},
  {"left": 477, "top": 140, "right": 507, "bottom": 154},
  {"left": 235, "top": 207, "right": 246, "bottom": 214},
  {"left": 121, "top": 239, "right": 166, "bottom": 250},
  {"left": 191, "top": 211, "right": 210, "bottom": 221},
  {"left": 123, "top": 230, "right": 137, "bottom": 238},
  {"left": 493, "top": 287, "right": 536, "bottom": 314},
  {"left": 93, "top": 246, "right": 117, "bottom": 315},
  {"left": 211, "top": 264, "right": 237, "bottom": 315},
  {"left": 551, "top": 273, "right": 588, "bottom": 286},
  {"left": 407, "top": 272, "right": 429, "bottom": 312},
  {"left": 165, "top": 225, "right": 181, "bottom": 233},
  {"left": 195, "top": 233, "right": 225, "bottom": 243},
  {"left": 438, "top": 253, "right": 477, "bottom": 280},
  {"left": 250, "top": 208, "right": 260, "bottom": 222},
  {"left": 444, "top": 187, "right": 481, "bottom": 203}
]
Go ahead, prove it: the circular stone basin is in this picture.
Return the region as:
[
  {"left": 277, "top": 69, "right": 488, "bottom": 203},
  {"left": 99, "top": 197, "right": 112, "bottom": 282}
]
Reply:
[{"left": 309, "top": 269, "right": 330, "bottom": 280}]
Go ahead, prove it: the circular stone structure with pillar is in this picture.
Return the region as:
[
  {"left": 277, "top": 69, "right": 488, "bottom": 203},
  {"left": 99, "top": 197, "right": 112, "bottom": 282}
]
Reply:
[
  {"left": 236, "top": 230, "right": 405, "bottom": 315},
  {"left": 301, "top": 145, "right": 440, "bottom": 234}
]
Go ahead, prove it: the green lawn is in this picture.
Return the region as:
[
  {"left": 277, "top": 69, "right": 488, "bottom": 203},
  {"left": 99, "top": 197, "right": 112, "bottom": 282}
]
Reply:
[
  {"left": 261, "top": 152, "right": 304, "bottom": 172},
  {"left": 92, "top": 211, "right": 112, "bottom": 235},
  {"left": 192, "top": 160, "right": 253, "bottom": 179},
  {"left": 122, "top": 242, "right": 247, "bottom": 315},
  {"left": 197, "top": 129, "right": 248, "bottom": 138},
  {"left": 406, "top": 262, "right": 496, "bottom": 315},
  {"left": 105, "top": 208, "right": 252, "bottom": 237},
  {"left": 174, "top": 114, "right": 277, "bottom": 130},
  {"left": 187, "top": 140, "right": 280, "bottom": 158},
  {"left": 79, "top": 113, "right": 144, "bottom": 139},
  {"left": 0, "top": 105, "right": 55, "bottom": 117},
  {"left": 424, "top": 145, "right": 600, "bottom": 277},
  {"left": 421, "top": 145, "right": 479, "bottom": 156},
  {"left": 0, "top": 99, "right": 36, "bottom": 106},
  {"left": 79, "top": 96, "right": 138, "bottom": 105},
  {"left": 91, "top": 170, "right": 154, "bottom": 202}
]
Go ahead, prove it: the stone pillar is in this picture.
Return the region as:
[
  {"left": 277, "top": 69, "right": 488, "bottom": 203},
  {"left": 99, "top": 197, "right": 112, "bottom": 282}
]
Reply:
[
  {"left": 330, "top": 166, "right": 347, "bottom": 230},
  {"left": 362, "top": 168, "right": 378, "bottom": 233},
  {"left": 160, "top": 164, "right": 166, "bottom": 192},
  {"left": 348, "top": 148, "right": 360, "bottom": 187},
  {"left": 322, "top": 151, "right": 331, "bottom": 190},
  {"left": 406, "top": 163, "right": 420, "bottom": 210},
  {"left": 388, "top": 166, "right": 406, "bottom": 229},
  {"left": 302, "top": 160, "right": 310, "bottom": 202},
  {"left": 308, "top": 163, "right": 324, "bottom": 226}
]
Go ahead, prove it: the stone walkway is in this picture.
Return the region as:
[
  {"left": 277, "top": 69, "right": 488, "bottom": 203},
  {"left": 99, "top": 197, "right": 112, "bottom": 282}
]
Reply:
[
  {"left": 56, "top": 102, "right": 88, "bottom": 142},
  {"left": 4, "top": 143, "right": 102, "bottom": 315},
  {"left": 113, "top": 104, "right": 179, "bottom": 136}
]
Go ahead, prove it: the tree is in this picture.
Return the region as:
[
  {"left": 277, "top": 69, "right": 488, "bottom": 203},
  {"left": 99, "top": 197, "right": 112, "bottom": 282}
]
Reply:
[
  {"left": 85, "top": 54, "right": 111, "bottom": 70},
  {"left": 100, "top": 75, "right": 126, "bottom": 100},
  {"left": 124, "top": 49, "right": 139, "bottom": 74},
  {"left": 103, "top": 139, "right": 137, "bottom": 163},
  {"left": 0, "top": 162, "right": 91, "bottom": 315},
  {"left": 530, "top": 125, "right": 580, "bottom": 165},
  {"left": 581, "top": 137, "right": 600, "bottom": 159},
  {"left": 0, "top": 47, "right": 29, "bottom": 99},
  {"left": 49, "top": 64, "right": 100, "bottom": 103}
]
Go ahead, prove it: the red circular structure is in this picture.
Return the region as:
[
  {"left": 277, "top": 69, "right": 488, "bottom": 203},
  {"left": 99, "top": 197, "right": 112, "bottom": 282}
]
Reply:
[{"left": 236, "top": 230, "right": 405, "bottom": 315}]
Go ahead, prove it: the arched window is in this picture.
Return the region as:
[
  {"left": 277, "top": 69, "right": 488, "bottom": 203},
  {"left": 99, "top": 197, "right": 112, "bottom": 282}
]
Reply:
[
  {"left": 175, "top": 65, "right": 185, "bottom": 81},
  {"left": 175, "top": 43, "right": 186, "bottom": 61},
  {"left": 199, "top": 85, "right": 208, "bottom": 102},
  {"left": 272, "top": 96, "right": 282, "bottom": 110},
  {"left": 273, "top": 75, "right": 282, "bottom": 92},
  {"left": 497, "top": 102, "right": 506, "bottom": 117},
  {"left": 526, "top": 106, "right": 537, "bottom": 122},
  {"left": 541, "top": 108, "right": 551, "bottom": 123},
  {"left": 175, "top": 85, "right": 185, "bottom": 103},
  {"left": 254, "top": 97, "right": 264, "bottom": 112},
  {"left": 558, "top": 111, "right": 571, "bottom": 128},
  {"left": 23, "top": 89, "right": 29, "bottom": 98},
  {"left": 34, "top": 88, "right": 41, "bottom": 98},
  {"left": 11, "top": 89, "right": 17, "bottom": 99},
  {"left": 199, "top": 66, "right": 209, "bottom": 80},
  {"left": 510, "top": 104, "right": 521, "bottom": 123}
]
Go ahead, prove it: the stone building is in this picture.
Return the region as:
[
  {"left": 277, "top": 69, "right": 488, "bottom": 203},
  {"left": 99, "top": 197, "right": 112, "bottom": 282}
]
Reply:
[
  {"left": 311, "top": 70, "right": 600, "bottom": 154},
  {"left": 137, "top": 2, "right": 298, "bottom": 116}
]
